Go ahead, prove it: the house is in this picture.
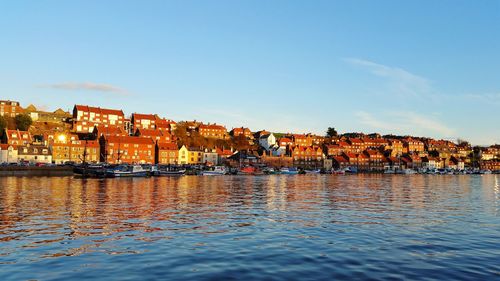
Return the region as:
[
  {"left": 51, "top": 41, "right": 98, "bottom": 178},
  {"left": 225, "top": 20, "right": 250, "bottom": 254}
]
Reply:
[
  {"left": 216, "top": 148, "right": 234, "bottom": 164},
  {"left": 18, "top": 145, "right": 52, "bottom": 164},
  {"left": 403, "top": 138, "right": 425, "bottom": 152},
  {"left": 178, "top": 145, "right": 203, "bottom": 165},
  {"left": 324, "top": 144, "right": 344, "bottom": 156},
  {"left": 278, "top": 137, "right": 293, "bottom": 148},
  {"left": 51, "top": 140, "right": 100, "bottom": 164},
  {"left": 2, "top": 129, "right": 32, "bottom": 146},
  {"left": 364, "top": 149, "right": 384, "bottom": 171},
  {"left": 259, "top": 133, "right": 276, "bottom": 151},
  {"left": 290, "top": 146, "right": 324, "bottom": 168},
  {"left": 480, "top": 160, "right": 500, "bottom": 171},
  {"left": 388, "top": 139, "right": 405, "bottom": 156},
  {"left": 203, "top": 149, "right": 219, "bottom": 165},
  {"left": 155, "top": 118, "right": 177, "bottom": 133},
  {"left": 156, "top": 143, "right": 179, "bottom": 165},
  {"left": 226, "top": 150, "right": 261, "bottom": 167},
  {"left": 93, "top": 125, "right": 128, "bottom": 138},
  {"left": 131, "top": 113, "right": 157, "bottom": 130},
  {"left": 230, "top": 127, "right": 253, "bottom": 139},
  {"left": 0, "top": 100, "right": 23, "bottom": 117},
  {"left": 332, "top": 155, "right": 350, "bottom": 170},
  {"left": 448, "top": 156, "right": 465, "bottom": 170},
  {"left": 100, "top": 136, "right": 155, "bottom": 164},
  {"left": 261, "top": 153, "right": 293, "bottom": 168},
  {"left": 135, "top": 128, "right": 172, "bottom": 143},
  {"left": 292, "top": 134, "right": 313, "bottom": 147},
  {"left": 347, "top": 138, "right": 365, "bottom": 153},
  {"left": 0, "top": 144, "right": 18, "bottom": 163},
  {"left": 73, "top": 105, "right": 125, "bottom": 133},
  {"left": 421, "top": 156, "right": 441, "bottom": 169},
  {"left": 198, "top": 123, "right": 227, "bottom": 139}
]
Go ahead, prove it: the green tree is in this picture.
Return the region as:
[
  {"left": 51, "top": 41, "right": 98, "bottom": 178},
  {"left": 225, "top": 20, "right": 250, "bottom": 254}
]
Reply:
[
  {"left": 0, "top": 116, "right": 6, "bottom": 136},
  {"left": 15, "top": 114, "right": 33, "bottom": 131},
  {"left": 326, "top": 127, "right": 338, "bottom": 138}
]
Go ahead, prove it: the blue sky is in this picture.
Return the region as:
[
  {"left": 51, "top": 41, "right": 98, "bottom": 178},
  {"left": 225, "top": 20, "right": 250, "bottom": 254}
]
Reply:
[{"left": 1, "top": 1, "right": 499, "bottom": 145}]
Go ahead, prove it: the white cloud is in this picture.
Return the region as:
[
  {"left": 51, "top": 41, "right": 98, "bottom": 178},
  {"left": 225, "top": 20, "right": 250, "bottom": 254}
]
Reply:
[
  {"left": 344, "top": 58, "right": 432, "bottom": 97},
  {"left": 39, "top": 82, "right": 128, "bottom": 95},
  {"left": 356, "top": 110, "right": 455, "bottom": 138}
]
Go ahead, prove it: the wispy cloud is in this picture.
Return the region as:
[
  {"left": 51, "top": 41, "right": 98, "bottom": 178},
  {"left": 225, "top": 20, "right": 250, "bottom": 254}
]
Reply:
[
  {"left": 356, "top": 110, "right": 455, "bottom": 138},
  {"left": 462, "top": 92, "right": 500, "bottom": 105},
  {"left": 344, "top": 58, "right": 432, "bottom": 97},
  {"left": 39, "top": 82, "right": 128, "bottom": 95}
]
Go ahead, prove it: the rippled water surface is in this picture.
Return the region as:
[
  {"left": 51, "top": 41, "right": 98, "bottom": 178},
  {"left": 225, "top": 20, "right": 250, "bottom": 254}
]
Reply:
[{"left": 1, "top": 175, "right": 499, "bottom": 280}]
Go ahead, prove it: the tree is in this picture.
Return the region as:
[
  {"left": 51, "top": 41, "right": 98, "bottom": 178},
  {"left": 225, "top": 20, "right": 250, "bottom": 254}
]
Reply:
[
  {"left": 326, "top": 127, "right": 338, "bottom": 138},
  {"left": 0, "top": 116, "right": 6, "bottom": 136},
  {"left": 15, "top": 114, "right": 33, "bottom": 131}
]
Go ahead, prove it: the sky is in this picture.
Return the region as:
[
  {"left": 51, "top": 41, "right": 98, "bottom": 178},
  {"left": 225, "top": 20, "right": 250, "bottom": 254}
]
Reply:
[{"left": 1, "top": 0, "right": 499, "bottom": 145}]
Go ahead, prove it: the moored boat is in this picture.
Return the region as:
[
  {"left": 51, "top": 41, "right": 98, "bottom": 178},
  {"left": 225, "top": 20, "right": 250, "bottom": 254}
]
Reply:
[
  {"left": 106, "top": 165, "right": 150, "bottom": 177},
  {"left": 202, "top": 166, "right": 227, "bottom": 176},
  {"left": 280, "top": 167, "right": 299, "bottom": 175}
]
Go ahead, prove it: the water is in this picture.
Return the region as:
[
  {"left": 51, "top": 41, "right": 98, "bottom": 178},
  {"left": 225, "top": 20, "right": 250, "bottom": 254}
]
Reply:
[{"left": 1, "top": 175, "right": 499, "bottom": 280}]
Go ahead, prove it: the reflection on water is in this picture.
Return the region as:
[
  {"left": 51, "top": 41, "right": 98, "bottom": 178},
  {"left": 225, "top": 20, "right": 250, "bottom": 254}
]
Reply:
[{"left": 1, "top": 175, "right": 499, "bottom": 280}]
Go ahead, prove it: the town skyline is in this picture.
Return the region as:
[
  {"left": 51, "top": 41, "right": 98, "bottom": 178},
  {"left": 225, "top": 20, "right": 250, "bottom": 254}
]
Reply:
[{"left": 2, "top": 1, "right": 500, "bottom": 145}]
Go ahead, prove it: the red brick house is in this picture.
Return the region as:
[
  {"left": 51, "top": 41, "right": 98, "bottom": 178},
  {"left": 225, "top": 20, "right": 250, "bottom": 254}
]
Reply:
[
  {"left": 73, "top": 105, "right": 125, "bottom": 133},
  {"left": 2, "top": 129, "right": 32, "bottom": 146},
  {"left": 0, "top": 100, "right": 23, "bottom": 117},
  {"left": 198, "top": 123, "right": 227, "bottom": 139},
  {"left": 100, "top": 135, "right": 155, "bottom": 164}
]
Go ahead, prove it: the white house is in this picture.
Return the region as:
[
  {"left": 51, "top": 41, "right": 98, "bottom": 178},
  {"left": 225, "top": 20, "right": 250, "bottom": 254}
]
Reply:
[
  {"left": 259, "top": 133, "right": 276, "bottom": 151},
  {"left": 0, "top": 144, "right": 18, "bottom": 163},
  {"left": 17, "top": 145, "right": 52, "bottom": 164},
  {"left": 203, "top": 149, "right": 219, "bottom": 165}
]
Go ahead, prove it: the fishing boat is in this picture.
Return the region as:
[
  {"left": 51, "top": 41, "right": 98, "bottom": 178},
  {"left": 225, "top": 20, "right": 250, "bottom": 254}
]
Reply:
[
  {"left": 304, "top": 169, "right": 321, "bottom": 174},
  {"left": 202, "top": 166, "right": 227, "bottom": 176},
  {"left": 280, "top": 167, "right": 299, "bottom": 175},
  {"left": 154, "top": 168, "right": 186, "bottom": 176},
  {"left": 238, "top": 166, "right": 265, "bottom": 175},
  {"left": 73, "top": 164, "right": 107, "bottom": 178},
  {"left": 106, "top": 165, "right": 150, "bottom": 177}
]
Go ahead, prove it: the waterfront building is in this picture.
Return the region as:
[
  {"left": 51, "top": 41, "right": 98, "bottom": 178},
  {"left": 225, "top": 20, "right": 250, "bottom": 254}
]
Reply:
[
  {"left": 18, "top": 145, "right": 52, "bottom": 164},
  {"left": 72, "top": 105, "right": 125, "bottom": 133},
  {"left": 100, "top": 136, "right": 155, "bottom": 164},
  {"left": 364, "top": 149, "right": 384, "bottom": 171},
  {"left": 0, "top": 100, "right": 23, "bottom": 117},
  {"left": 480, "top": 160, "right": 500, "bottom": 171},
  {"left": 290, "top": 146, "right": 324, "bottom": 168},
  {"left": 0, "top": 144, "right": 18, "bottom": 163},
  {"left": 178, "top": 145, "right": 203, "bottom": 165},
  {"left": 51, "top": 139, "right": 100, "bottom": 164},
  {"left": 203, "top": 149, "right": 219, "bottom": 165},
  {"left": 216, "top": 148, "right": 234, "bottom": 164},
  {"left": 156, "top": 142, "right": 179, "bottom": 165}
]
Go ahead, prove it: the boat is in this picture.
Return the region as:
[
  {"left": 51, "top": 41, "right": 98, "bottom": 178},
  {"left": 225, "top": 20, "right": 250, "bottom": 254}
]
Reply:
[
  {"left": 304, "top": 169, "right": 321, "bottom": 174},
  {"left": 106, "top": 165, "right": 150, "bottom": 177},
  {"left": 280, "top": 167, "right": 299, "bottom": 175},
  {"left": 202, "top": 166, "right": 227, "bottom": 176},
  {"left": 263, "top": 167, "right": 280, "bottom": 175},
  {"left": 401, "top": 169, "right": 417, "bottom": 175},
  {"left": 332, "top": 169, "right": 346, "bottom": 175},
  {"left": 73, "top": 164, "right": 107, "bottom": 178},
  {"left": 238, "top": 166, "right": 265, "bottom": 175},
  {"left": 155, "top": 168, "right": 186, "bottom": 176}
]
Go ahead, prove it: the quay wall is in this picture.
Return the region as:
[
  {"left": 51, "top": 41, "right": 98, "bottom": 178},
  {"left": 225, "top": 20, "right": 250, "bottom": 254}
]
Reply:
[{"left": 0, "top": 166, "right": 73, "bottom": 177}]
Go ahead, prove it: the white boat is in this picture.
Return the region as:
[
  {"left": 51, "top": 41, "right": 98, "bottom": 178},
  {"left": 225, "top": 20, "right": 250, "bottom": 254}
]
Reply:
[
  {"left": 402, "top": 169, "right": 417, "bottom": 174},
  {"left": 280, "top": 167, "right": 299, "bottom": 175},
  {"left": 106, "top": 165, "right": 150, "bottom": 177},
  {"left": 202, "top": 166, "right": 227, "bottom": 176}
]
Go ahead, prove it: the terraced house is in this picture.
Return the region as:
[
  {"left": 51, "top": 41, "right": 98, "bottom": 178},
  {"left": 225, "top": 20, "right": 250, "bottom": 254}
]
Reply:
[
  {"left": 0, "top": 100, "right": 23, "bottom": 117},
  {"left": 73, "top": 105, "right": 125, "bottom": 133},
  {"left": 198, "top": 123, "right": 227, "bottom": 139},
  {"left": 100, "top": 136, "right": 155, "bottom": 164}
]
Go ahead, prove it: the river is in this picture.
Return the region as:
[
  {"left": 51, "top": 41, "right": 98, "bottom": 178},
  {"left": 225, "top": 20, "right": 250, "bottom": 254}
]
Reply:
[{"left": 1, "top": 175, "right": 499, "bottom": 280}]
